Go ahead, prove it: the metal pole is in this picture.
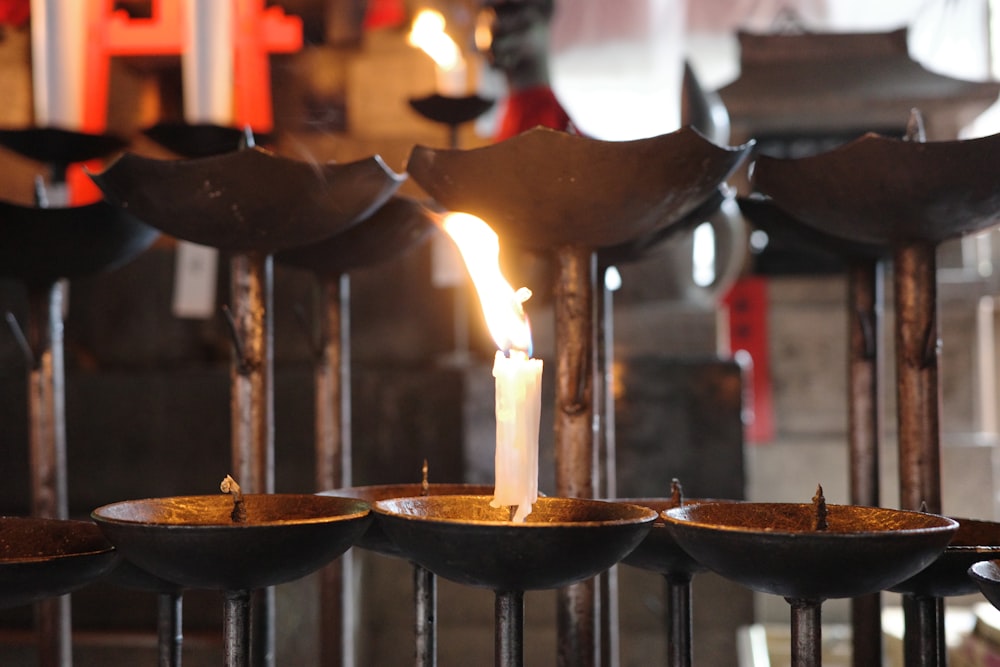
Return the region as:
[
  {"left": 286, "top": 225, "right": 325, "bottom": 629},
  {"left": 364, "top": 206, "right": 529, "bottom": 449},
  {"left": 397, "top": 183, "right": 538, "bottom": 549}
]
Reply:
[
  {"left": 414, "top": 565, "right": 437, "bottom": 667},
  {"left": 158, "top": 591, "right": 183, "bottom": 667},
  {"left": 847, "top": 259, "right": 883, "bottom": 667},
  {"left": 316, "top": 273, "right": 355, "bottom": 667},
  {"left": 24, "top": 281, "right": 71, "bottom": 667},
  {"left": 554, "top": 245, "right": 598, "bottom": 667},
  {"left": 903, "top": 594, "right": 945, "bottom": 667},
  {"left": 664, "top": 574, "right": 693, "bottom": 667},
  {"left": 224, "top": 590, "right": 253, "bottom": 667},
  {"left": 495, "top": 590, "right": 524, "bottom": 667},
  {"left": 893, "top": 241, "right": 941, "bottom": 515},
  {"left": 787, "top": 598, "right": 822, "bottom": 667},
  {"left": 227, "top": 251, "right": 275, "bottom": 667},
  {"left": 597, "top": 273, "right": 619, "bottom": 667}
]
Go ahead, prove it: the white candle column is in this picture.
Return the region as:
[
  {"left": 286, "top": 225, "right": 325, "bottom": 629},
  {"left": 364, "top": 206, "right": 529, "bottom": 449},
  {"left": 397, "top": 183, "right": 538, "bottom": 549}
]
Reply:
[
  {"left": 30, "top": 0, "right": 86, "bottom": 128},
  {"left": 182, "top": 0, "right": 234, "bottom": 125},
  {"left": 491, "top": 350, "right": 543, "bottom": 522}
]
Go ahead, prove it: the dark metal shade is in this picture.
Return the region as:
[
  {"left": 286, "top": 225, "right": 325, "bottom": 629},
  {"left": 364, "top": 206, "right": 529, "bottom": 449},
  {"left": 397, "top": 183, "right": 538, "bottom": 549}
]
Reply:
[
  {"left": 663, "top": 502, "right": 957, "bottom": 600},
  {"left": 0, "top": 199, "right": 159, "bottom": 284},
  {"left": 89, "top": 148, "right": 406, "bottom": 252},
  {"left": 0, "top": 516, "right": 118, "bottom": 610},
  {"left": 890, "top": 517, "right": 1000, "bottom": 597},
  {"left": 0, "top": 127, "right": 127, "bottom": 164},
  {"left": 406, "top": 126, "right": 753, "bottom": 251},
  {"left": 92, "top": 494, "right": 371, "bottom": 591},
  {"left": 373, "top": 495, "right": 656, "bottom": 591},
  {"left": 408, "top": 94, "right": 495, "bottom": 127},
  {"left": 276, "top": 196, "right": 436, "bottom": 276},
  {"left": 751, "top": 132, "right": 1000, "bottom": 245},
  {"left": 142, "top": 122, "right": 274, "bottom": 159}
]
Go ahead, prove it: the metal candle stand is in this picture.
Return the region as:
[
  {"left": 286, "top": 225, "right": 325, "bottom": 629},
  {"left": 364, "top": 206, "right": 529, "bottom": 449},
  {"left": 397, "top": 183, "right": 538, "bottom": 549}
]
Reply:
[
  {"left": 616, "top": 481, "right": 741, "bottom": 667},
  {"left": 321, "top": 482, "right": 495, "bottom": 667},
  {"left": 90, "top": 145, "right": 404, "bottom": 666},
  {"left": 406, "top": 125, "right": 752, "bottom": 666},
  {"left": 276, "top": 195, "right": 436, "bottom": 667},
  {"left": 662, "top": 492, "right": 958, "bottom": 667},
  {"left": 752, "top": 121, "right": 1000, "bottom": 665},
  {"left": 0, "top": 125, "right": 153, "bottom": 667},
  {"left": 736, "top": 194, "right": 889, "bottom": 666},
  {"left": 372, "top": 495, "right": 657, "bottom": 667},
  {"left": 92, "top": 494, "right": 372, "bottom": 667}
]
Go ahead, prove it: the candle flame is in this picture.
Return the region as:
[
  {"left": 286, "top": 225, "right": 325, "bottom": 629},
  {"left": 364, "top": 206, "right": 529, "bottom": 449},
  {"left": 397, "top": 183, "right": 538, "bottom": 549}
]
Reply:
[
  {"left": 408, "top": 9, "right": 466, "bottom": 72},
  {"left": 439, "top": 212, "right": 533, "bottom": 355}
]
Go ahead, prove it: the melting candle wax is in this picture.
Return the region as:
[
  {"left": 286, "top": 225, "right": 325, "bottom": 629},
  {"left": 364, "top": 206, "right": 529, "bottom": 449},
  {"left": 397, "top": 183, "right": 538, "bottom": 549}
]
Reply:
[{"left": 439, "top": 212, "right": 542, "bottom": 521}]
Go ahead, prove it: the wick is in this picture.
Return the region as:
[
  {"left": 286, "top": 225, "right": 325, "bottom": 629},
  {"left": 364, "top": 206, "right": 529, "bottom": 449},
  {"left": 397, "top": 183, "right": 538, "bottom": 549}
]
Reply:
[
  {"left": 421, "top": 459, "right": 430, "bottom": 496},
  {"left": 812, "top": 483, "right": 828, "bottom": 531},
  {"left": 918, "top": 500, "right": 929, "bottom": 513},
  {"left": 508, "top": 505, "right": 517, "bottom": 522},
  {"left": 221, "top": 475, "right": 247, "bottom": 523},
  {"left": 670, "top": 478, "right": 684, "bottom": 507}
]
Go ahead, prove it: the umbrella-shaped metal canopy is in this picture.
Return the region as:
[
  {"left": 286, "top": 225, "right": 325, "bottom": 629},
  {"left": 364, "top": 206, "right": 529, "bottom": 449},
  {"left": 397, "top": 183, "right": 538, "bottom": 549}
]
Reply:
[{"left": 89, "top": 147, "right": 405, "bottom": 252}]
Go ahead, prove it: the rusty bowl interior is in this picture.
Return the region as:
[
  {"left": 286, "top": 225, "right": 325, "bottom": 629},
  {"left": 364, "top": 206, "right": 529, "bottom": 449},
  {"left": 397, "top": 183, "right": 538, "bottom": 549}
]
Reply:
[
  {"left": 751, "top": 132, "right": 1000, "bottom": 246},
  {"left": 277, "top": 196, "right": 436, "bottom": 277},
  {"left": 0, "top": 200, "right": 159, "bottom": 285},
  {"left": 663, "top": 502, "right": 957, "bottom": 600},
  {"left": 320, "top": 483, "right": 494, "bottom": 556},
  {"left": 890, "top": 517, "right": 1000, "bottom": 597},
  {"left": 373, "top": 495, "right": 656, "bottom": 591},
  {"left": 406, "top": 126, "right": 752, "bottom": 252},
  {"left": 0, "top": 516, "right": 118, "bottom": 609},
  {"left": 92, "top": 494, "right": 371, "bottom": 592},
  {"left": 90, "top": 148, "right": 405, "bottom": 252}
]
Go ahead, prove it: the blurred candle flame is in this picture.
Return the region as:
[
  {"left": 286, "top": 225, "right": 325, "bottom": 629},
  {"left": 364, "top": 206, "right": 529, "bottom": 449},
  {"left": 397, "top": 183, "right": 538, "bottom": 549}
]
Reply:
[
  {"left": 408, "top": 9, "right": 466, "bottom": 73},
  {"left": 440, "top": 212, "right": 533, "bottom": 355}
]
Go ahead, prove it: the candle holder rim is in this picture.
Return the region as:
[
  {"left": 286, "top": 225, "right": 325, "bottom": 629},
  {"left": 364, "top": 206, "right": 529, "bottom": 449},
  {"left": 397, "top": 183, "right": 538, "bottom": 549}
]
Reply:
[
  {"left": 0, "top": 516, "right": 116, "bottom": 563},
  {"left": 92, "top": 493, "right": 371, "bottom": 529},
  {"left": 662, "top": 501, "right": 959, "bottom": 537},
  {"left": 374, "top": 494, "right": 658, "bottom": 527}
]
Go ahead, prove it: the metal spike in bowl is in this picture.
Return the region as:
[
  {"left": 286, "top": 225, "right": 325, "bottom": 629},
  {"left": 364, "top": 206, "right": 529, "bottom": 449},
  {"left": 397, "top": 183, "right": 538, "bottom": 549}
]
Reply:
[
  {"left": 0, "top": 199, "right": 159, "bottom": 285},
  {"left": 374, "top": 495, "right": 656, "bottom": 667},
  {"left": 89, "top": 147, "right": 405, "bottom": 253},
  {"left": 92, "top": 493, "right": 371, "bottom": 667},
  {"left": 0, "top": 516, "right": 118, "bottom": 610},
  {"left": 663, "top": 498, "right": 957, "bottom": 667}
]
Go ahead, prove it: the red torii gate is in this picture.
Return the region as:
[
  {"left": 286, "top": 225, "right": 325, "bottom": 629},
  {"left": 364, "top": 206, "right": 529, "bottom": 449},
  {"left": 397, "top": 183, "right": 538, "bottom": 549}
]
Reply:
[{"left": 82, "top": 0, "right": 302, "bottom": 134}]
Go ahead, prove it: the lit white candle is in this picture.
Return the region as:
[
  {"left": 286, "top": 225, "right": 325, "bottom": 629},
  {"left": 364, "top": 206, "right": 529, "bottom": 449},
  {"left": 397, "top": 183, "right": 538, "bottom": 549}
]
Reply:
[
  {"left": 407, "top": 9, "right": 468, "bottom": 97},
  {"left": 439, "top": 212, "right": 542, "bottom": 521}
]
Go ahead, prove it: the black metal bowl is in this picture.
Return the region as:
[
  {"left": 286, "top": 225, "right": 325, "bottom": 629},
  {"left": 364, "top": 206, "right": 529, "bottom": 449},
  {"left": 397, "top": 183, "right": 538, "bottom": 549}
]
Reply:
[
  {"left": 663, "top": 501, "right": 957, "bottom": 600},
  {"left": 374, "top": 495, "right": 656, "bottom": 591},
  {"left": 0, "top": 516, "right": 119, "bottom": 609},
  {"left": 92, "top": 494, "right": 371, "bottom": 591},
  {"left": 891, "top": 517, "right": 1000, "bottom": 597}
]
